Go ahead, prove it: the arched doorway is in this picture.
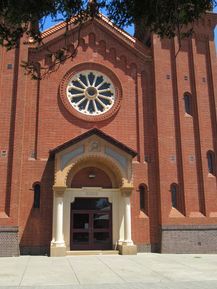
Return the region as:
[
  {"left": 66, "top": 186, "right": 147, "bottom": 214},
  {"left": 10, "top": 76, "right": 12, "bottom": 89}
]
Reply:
[{"left": 70, "top": 166, "right": 113, "bottom": 250}]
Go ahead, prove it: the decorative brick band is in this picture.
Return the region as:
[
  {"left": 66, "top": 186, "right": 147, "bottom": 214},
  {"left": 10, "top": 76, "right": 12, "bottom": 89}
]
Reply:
[
  {"left": 162, "top": 224, "right": 217, "bottom": 231},
  {"left": 161, "top": 225, "right": 217, "bottom": 253},
  {"left": 0, "top": 226, "right": 19, "bottom": 232},
  {"left": 0, "top": 226, "right": 19, "bottom": 257}
]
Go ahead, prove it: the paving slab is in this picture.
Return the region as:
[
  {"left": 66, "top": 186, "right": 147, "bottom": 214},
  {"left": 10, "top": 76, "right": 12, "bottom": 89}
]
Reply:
[
  {"left": 0, "top": 256, "right": 29, "bottom": 286},
  {"left": 20, "top": 256, "right": 79, "bottom": 286},
  {"left": 1, "top": 282, "right": 217, "bottom": 289},
  {"left": 0, "top": 254, "right": 217, "bottom": 289},
  {"left": 67, "top": 255, "right": 124, "bottom": 284},
  {"left": 97, "top": 255, "right": 168, "bottom": 283}
]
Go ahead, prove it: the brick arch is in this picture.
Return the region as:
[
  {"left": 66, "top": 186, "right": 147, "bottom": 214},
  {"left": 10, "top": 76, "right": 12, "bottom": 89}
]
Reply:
[
  {"left": 71, "top": 166, "right": 112, "bottom": 188},
  {"left": 65, "top": 154, "right": 126, "bottom": 188}
]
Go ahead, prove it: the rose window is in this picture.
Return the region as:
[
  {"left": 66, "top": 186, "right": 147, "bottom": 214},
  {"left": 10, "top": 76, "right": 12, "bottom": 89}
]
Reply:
[{"left": 67, "top": 70, "right": 115, "bottom": 115}]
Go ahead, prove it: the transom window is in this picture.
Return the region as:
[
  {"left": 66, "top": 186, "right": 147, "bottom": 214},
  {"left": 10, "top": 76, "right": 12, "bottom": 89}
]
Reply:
[{"left": 67, "top": 70, "right": 115, "bottom": 116}]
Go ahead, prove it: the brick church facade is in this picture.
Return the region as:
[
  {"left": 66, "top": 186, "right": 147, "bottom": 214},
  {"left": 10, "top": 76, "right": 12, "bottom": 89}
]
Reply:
[{"left": 0, "top": 12, "right": 217, "bottom": 257}]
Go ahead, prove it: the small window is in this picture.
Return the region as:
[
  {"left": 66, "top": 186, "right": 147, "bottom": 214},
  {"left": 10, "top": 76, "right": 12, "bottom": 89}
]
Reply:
[
  {"left": 139, "top": 184, "right": 148, "bottom": 214},
  {"left": 170, "top": 183, "right": 178, "bottom": 209},
  {"left": 7, "top": 64, "right": 13, "bottom": 69},
  {"left": 33, "top": 183, "right": 41, "bottom": 208},
  {"left": 184, "top": 92, "right": 192, "bottom": 115},
  {"left": 207, "top": 151, "right": 216, "bottom": 175}
]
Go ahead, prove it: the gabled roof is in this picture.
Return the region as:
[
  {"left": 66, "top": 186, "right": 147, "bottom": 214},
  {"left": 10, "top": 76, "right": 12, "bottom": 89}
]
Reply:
[
  {"left": 41, "top": 13, "right": 149, "bottom": 58},
  {"left": 42, "top": 13, "right": 135, "bottom": 43},
  {"left": 50, "top": 128, "right": 137, "bottom": 157}
]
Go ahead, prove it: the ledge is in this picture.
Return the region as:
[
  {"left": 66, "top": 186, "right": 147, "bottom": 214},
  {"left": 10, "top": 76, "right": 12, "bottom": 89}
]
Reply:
[
  {"left": 0, "top": 226, "right": 19, "bottom": 232},
  {"left": 162, "top": 224, "right": 217, "bottom": 231}
]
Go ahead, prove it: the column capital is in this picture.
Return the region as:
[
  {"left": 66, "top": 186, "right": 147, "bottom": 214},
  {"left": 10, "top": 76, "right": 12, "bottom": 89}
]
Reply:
[
  {"left": 121, "top": 186, "right": 133, "bottom": 197},
  {"left": 53, "top": 185, "right": 67, "bottom": 196}
]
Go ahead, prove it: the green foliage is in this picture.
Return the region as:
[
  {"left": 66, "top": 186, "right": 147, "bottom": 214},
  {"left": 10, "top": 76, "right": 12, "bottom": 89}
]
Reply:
[
  {"left": 0, "top": 0, "right": 99, "bottom": 49},
  {"left": 106, "top": 0, "right": 216, "bottom": 39},
  {"left": 0, "top": 0, "right": 216, "bottom": 50}
]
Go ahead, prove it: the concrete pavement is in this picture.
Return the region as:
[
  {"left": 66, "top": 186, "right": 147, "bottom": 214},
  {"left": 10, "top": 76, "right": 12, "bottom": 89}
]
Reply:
[{"left": 0, "top": 253, "right": 217, "bottom": 288}]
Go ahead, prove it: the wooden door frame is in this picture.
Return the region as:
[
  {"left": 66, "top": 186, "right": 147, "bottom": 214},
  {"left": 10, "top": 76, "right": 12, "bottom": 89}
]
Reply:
[{"left": 70, "top": 199, "right": 113, "bottom": 250}]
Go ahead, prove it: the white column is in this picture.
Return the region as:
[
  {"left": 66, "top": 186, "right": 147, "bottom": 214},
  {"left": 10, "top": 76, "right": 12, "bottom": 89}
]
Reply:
[
  {"left": 55, "top": 194, "right": 64, "bottom": 245},
  {"left": 122, "top": 189, "right": 133, "bottom": 245},
  {"left": 51, "top": 186, "right": 67, "bottom": 256}
]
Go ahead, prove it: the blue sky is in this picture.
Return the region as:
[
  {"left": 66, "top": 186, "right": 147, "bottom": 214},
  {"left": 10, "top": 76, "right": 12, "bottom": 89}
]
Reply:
[
  {"left": 213, "top": 6, "right": 217, "bottom": 49},
  {"left": 42, "top": 7, "right": 217, "bottom": 50}
]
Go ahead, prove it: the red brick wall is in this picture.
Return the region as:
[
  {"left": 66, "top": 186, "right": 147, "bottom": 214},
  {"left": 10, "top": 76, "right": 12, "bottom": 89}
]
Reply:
[
  {"left": 152, "top": 16, "right": 217, "bottom": 228},
  {"left": 0, "top": 14, "right": 216, "bottom": 254}
]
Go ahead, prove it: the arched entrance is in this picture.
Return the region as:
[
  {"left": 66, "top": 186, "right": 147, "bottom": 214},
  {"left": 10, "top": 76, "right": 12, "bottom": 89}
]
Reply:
[
  {"left": 70, "top": 166, "right": 113, "bottom": 250},
  {"left": 50, "top": 129, "right": 137, "bottom": 256}
]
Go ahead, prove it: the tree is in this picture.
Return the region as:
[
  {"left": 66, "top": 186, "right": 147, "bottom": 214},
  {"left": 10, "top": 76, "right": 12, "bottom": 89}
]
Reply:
[{"left": 0, "top": 0, "right": 216, "bottom": 50}]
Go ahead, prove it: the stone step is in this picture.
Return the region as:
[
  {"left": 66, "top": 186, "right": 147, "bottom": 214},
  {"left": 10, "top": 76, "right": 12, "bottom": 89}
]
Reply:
[{"left": 66, "top": 250, "right": 119, "bottom": 256}]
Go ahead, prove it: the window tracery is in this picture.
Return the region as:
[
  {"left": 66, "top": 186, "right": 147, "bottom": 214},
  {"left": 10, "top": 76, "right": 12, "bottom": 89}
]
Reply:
[{"left": 67, "top": 70, "right": 115, "bottom": 116}]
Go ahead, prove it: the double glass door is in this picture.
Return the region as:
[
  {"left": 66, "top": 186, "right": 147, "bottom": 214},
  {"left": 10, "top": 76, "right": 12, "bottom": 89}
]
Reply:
[{"left": 70, "top": 198, "right": 112, "bottom": 250}]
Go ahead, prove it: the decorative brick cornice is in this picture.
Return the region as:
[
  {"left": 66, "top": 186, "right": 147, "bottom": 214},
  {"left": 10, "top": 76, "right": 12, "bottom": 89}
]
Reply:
[{"left": 40, "top": 14, "right": 151, "bottom": 61}]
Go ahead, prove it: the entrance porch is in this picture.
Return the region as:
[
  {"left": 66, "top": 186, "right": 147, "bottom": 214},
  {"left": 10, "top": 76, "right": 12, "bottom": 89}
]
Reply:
[{"left": 49, "top": 129, "right": 137, "bottom": 256}]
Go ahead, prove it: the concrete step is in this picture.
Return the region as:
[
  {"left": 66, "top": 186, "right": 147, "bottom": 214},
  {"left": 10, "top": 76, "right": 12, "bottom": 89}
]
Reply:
[{"left": 66, "top": 250, "right": 119, "bottom": 256}]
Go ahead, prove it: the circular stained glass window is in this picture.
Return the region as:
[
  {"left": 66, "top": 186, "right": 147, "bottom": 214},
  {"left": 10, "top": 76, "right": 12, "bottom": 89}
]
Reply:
[{"left": 67, "top": 70, "right": 115, "bottom": 115}]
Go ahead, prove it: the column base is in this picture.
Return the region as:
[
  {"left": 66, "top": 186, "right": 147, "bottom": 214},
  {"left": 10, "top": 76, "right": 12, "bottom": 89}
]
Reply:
[
  {"left": 122, "top": 240, "right": 134, "bottom": 246},
  {"left": 50, "top": 241, "right": 66, "bottom": 257},
  {"left": 118, "top": 244, "right": 137, "bottom": 255}
]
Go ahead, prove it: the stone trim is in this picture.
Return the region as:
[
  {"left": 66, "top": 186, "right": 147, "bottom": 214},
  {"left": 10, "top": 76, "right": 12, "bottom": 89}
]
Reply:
[
  {"left": 162, "top": 224, "right": 217, "bottom": 231},
  {"left": 0, "top": 226, "right": 18, "bottom": 232}
]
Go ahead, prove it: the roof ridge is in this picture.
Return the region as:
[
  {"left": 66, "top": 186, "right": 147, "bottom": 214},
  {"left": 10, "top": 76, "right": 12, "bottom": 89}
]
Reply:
[
  {"left": 50, "top": 128, "right": 137, "bottom": 157},
  {"left": 41, "top": 13, "right": 136, "bottom": 44}
]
